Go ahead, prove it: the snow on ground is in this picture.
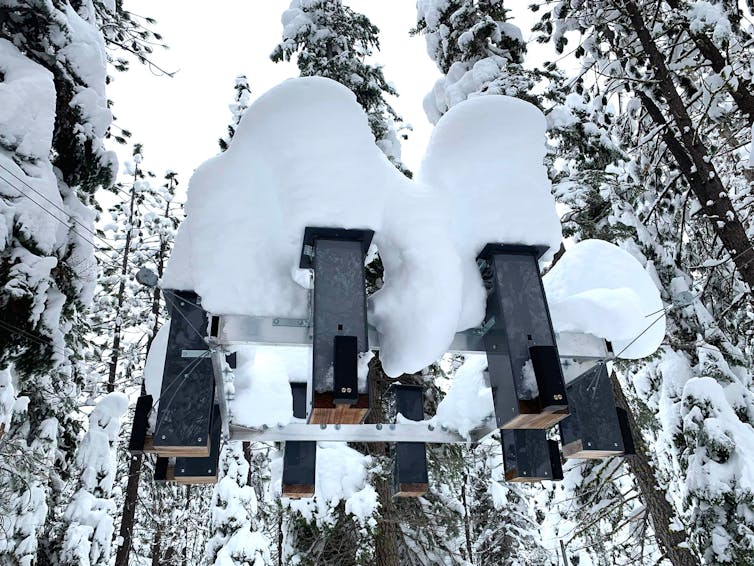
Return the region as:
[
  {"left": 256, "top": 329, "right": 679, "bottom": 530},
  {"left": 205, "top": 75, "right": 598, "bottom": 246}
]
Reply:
[
  {"left": 164, "top": 77, "right": 559, "bottom": 376},
  {"left": 543, "top": 239, "right": 666, "bottom": 359}
]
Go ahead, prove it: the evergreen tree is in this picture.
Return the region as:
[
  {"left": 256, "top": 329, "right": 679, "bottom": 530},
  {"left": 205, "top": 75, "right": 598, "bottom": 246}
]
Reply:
[
  {"left": 531, "top": 1, "right": 754, "bottom": 562},
  {"left": 205, "top": 442, "right": 271, "bottom": 565},
  {"left": 271, "top": 0, "right": 410, "bottom": 175},
  {"left": 413, "top": 0, "right": 536, "bottom": 123},
  {"left": 59, "top": 392, "right": 129, "bottom": 566},
  {"left": 219, "top": 75, "right": 251, "bottom": 152}
]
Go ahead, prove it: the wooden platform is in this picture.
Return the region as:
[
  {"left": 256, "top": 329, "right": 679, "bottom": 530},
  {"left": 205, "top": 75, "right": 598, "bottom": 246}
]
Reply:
[
  {"left": 153, "top": 441, "right": 210, "bottom": 458},
  {"left": 500, "top": 406, "right": 569, "bottom": 430},
  {"left": 505, "top": 469, "right": 552, "bottom": 483},
  {"left": 282, "top": 484, "right": 316, "bottom": 499},
  {"left": 394, "top": 483, "right": 428, "bottom": 497},
  {"left": 309, "top": 392, "right": 370, "bottom": 424},
  {"left": 174, "top": 474, "right": 218, "bottom": 485},
  {"left": 562, "top": 439, "right": 624, "bottom": 459}
]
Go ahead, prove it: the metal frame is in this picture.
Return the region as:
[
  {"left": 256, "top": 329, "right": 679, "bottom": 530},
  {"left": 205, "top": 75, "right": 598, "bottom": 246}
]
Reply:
[{"left": 208, "top": 314, "right": 612, "bottom": 444}]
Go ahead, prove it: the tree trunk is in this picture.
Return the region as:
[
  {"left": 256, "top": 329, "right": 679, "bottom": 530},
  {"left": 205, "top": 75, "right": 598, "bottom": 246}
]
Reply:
[
  {"left": 611, "top": 373, "right": 701, "bottom": 566},
  {"left": 115, "top": 192, "right": 171, "bottom": 566},
  {"left": 620, "top": 0, "right": 754, "bottom": 291},
  {"left": 107, "top": 174, "right": 138, "bottom": 392},
  {"left": 367, "top": 357, "right": 401, "bottom": 566}
]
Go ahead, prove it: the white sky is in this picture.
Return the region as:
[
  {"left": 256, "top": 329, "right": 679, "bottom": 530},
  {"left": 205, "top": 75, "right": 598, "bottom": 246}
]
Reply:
[{"left": 106, "top": 0, "right": 445, "bottom": 189}]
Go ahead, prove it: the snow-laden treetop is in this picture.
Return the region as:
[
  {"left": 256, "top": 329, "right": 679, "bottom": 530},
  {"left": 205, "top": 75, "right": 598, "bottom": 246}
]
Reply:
[{"left": 164, "top": 77, "right": 663, "bottom": 375}]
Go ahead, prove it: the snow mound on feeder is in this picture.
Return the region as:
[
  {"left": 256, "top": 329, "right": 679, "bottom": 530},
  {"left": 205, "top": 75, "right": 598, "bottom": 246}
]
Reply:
[
  {"left": 230, "top": 347, "right": 293, "bottom": 429},
  {"left": 543, "top": 239, "right": 665, "bottom": 359},
  {"left": 419, "top": 94, "right": 562, "bottom": 331},
  {"left": 163, "top": 77, "right": 559, "bottom": 376}
]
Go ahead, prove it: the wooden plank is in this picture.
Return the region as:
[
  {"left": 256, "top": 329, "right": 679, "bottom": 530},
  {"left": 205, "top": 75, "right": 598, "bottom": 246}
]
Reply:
[
  {"left": 500, "top": 408, "right": 569, "bottom": 430},
  {"left": 283, "top": 484, "right": 317, "bottom": 499},
  {"left": 310, "top": 392, "right": 369, "bottom": 424},
  {"left": 395, "top": 483, "right": 428, "bottom": 497},
  {"left": 562, "top": 439, "right": 623, "bottom": 459}
]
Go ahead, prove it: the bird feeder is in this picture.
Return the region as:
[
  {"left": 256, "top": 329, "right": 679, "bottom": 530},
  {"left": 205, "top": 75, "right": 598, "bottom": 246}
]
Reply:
[
  {"left": 502, "top": 429, "right": 563, "bottom": 482},
  {"left": 282, "top": 382, "right": 316, "bottom": 498},
  {"left": 390, "top": 385, "right": 429, "bottom": 497},
  {"left": 478, "top": 244, "right": 568, "bottom": 429},
  {"left": 174, "top": 404, "right": 222, "bottom": 484},
  {"left": 153, "top": 290, "right": 215, "bottom": 457},
  {"left": 300, "top": 227, "right": 374, "bottom": 424},
  {"left": 560, "top": 363, "right": 627, "bottom": 458}
]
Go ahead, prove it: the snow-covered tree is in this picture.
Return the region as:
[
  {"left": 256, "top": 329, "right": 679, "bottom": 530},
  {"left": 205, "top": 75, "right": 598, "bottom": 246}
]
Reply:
[
  {"left": 532, "top": 1, "right": 754, "bottom": 562},
  {"left": 59, "top": 392, "right": 129, "bottom": 565},
  {"left": 205, "top": 442, "right": 271, "bottom": 565},
  {"left": 414, "top": 0, "right": 535, "bottom": 123},
  {"left": 271, "top": 0, "right": 410, "bottom": 175},
  {"left": 219, "top": 75, "right": 251, "bottom": 152}
]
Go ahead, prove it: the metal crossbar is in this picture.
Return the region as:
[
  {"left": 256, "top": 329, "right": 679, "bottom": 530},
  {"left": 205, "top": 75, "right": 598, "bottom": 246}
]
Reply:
[{"left": 208, "top": 314, "right": 613, "bottom": 445}]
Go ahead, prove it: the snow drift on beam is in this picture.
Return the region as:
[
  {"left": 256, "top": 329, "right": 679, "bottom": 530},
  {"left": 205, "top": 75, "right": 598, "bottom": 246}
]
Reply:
[{"left": 543, "top": 239, "right": 665, "bottom": 359}]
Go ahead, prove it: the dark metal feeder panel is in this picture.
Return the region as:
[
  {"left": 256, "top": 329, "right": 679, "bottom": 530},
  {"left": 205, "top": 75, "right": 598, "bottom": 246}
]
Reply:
[
  {"left": 312, "top": 237, "right": 369, "bottom": 395},
  {"left": 154, "top": 457, "right": 171, "bottom": 483},
  {"left": 174, "top": 404, "right": 222, "bottom": 484},
  {"left": 302, "top": 227, "right": 373, "bottom": 425},
  {"left": 391, "top": 385, "right": 428, "bottom": 497},
  {"left": 479, "top": 245, "right": 568, "bottom": 429},
  {"left": 615, "top": 408, "right": 636, "bottom": 455},
  {"left": 502, "top": 428, "right": 559, "bottom": 482},
  {"left": 128, "top": 394, "right": 153, "bottom": 455},
  {"left": 283, "top": 382, "right": 316, "bottom": 498},
  {"left": 560, "top": 363, "right": 624, "bottom": 459},
  {"left": 153, "top": 290, "right": 215, "bottom": 457}
]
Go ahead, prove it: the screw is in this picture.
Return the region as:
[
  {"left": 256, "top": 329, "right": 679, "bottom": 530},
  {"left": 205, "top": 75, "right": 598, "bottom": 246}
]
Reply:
[
  {"left": 427, "top": 424, "right": 435, "bottom": 431},
  {"left": 376, "top": 423, "right": 383, "bottom": 430},
  {"left": 180, "top": 302, "right": 185, "bottom": 307},
  {"left": 389, "top": 424, "right": 396, "bottom": 430},
  {"left": 273, "top": 318, "right": 279, "bottom": 324},
  {"left": 492, "top": 344, "right": 497, "bottom": 350},
  {"left": 180, "top": 468, "right": 185, "bottom": 473},
  {"left": 335, "top": 424, "right": 341, "bottom": 430},
  {"left": 320, "top": 423, "right": 327, "bottom": 429},
  {"left": 207, "top": 469, "right": 212, "bottom": 473},
  {"left": 614, "top": 443, "right": 619, "bottom": 447},
  {"left": 197, "top": 437, "right": 202, "bottom": 442},
  {"left": 161, "top": 435, "right": 166, "bottom": 440}
]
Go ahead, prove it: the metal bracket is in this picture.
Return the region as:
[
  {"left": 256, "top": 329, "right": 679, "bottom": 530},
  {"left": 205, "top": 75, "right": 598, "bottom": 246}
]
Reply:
[{"left": 181, "top": 349, "right": 210, "bottom": 358}]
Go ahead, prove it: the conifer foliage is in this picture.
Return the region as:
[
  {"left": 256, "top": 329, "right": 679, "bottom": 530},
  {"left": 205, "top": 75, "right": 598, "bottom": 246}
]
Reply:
[
  {"left": 271, "top": 0, "right": 409, "bottom": 174},
  {"left": 414, "top": 0, "right": 535, "bottom": 123}
]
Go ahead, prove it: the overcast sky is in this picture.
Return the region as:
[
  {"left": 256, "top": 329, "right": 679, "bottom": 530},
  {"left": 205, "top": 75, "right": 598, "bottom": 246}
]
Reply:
[{"left": 106, "top": 1, "right": 446, "bottom": 190}]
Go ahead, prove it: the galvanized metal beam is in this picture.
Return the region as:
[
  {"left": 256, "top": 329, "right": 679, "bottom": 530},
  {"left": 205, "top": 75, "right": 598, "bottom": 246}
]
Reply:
[
  {"left": 209, "top": 315, "right": 612, "bottom": 361},
  {"left": 229, "top": 421, "right": 497, "bottom": 444}
]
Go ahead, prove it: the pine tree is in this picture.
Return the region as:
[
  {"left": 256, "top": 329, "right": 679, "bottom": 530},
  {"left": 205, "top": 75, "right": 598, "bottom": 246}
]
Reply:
[
  {"left": 59, "top": 392, "right": 129, "bottom": 565},
  {"left": 205, "top": 442, "right": 271, "bottom": 565},
  {"left": 219, "top": 75, "right": 251, "bottom": 152},
  {"left": 271, "top": 0, "right": 410, "bottom": 175},
  {"left": 531, "top": 1, "right": 754, "bottom": 562},
  {"left": 413, "top": 0, "right": 536, "bottom": 123}
]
